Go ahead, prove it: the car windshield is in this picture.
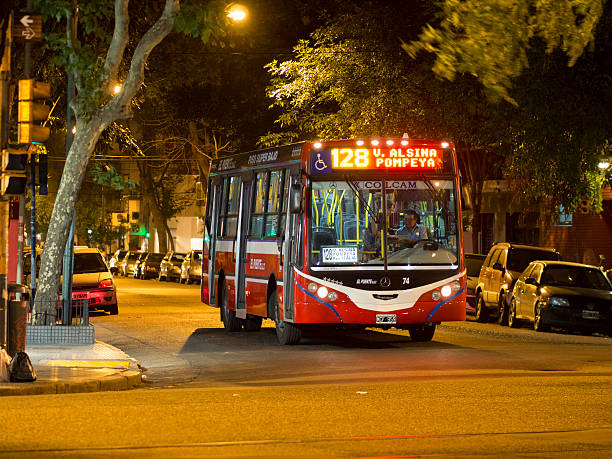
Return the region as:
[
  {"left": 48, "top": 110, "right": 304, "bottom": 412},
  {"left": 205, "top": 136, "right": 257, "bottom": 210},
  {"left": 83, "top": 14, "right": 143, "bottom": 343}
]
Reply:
[
  {"left": 126, "top": 253, "right": 139, "bottom": 261},
  {"left": 172, "top": 253, "right": 186, "bottom": 262},
  {"left": 540, "top": 266, "right": 611, "bottom": 290},
  {"left": 507, "top": 248, "right": 559, "bottom": 272},
  {"left": 310, "top": 180, "right": 458, "bottom": 267},
  {"left": 465, "top": 255, "right": 486, "bottom": 277},
  {"left": 147, "top": 254, "right": 165, "bottom": 262},
  {"left": 73, "top": 253, "right": 108, "bottom": 274},
  {"left": 193, "top": 251, "right": 202, "bottom": 261},
  {"left": 115, "top": 250, "right": 127, "bottom": 260}
]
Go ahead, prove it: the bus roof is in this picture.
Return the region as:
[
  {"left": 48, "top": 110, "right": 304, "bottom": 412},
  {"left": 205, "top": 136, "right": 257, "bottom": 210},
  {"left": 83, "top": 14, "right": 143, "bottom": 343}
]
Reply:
[{"left": 209, "top": 142, "right": 305, "bottom": 175}]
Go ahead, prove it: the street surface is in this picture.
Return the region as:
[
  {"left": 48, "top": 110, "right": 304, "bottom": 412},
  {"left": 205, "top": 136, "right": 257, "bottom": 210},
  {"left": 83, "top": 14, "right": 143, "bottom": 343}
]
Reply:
[{"left": 2, "top": 276, "right": 611, "bottom": 457}]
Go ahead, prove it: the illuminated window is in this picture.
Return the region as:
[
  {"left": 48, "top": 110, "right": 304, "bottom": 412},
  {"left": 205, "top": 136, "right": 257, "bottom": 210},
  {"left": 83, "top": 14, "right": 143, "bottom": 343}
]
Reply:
[{"left": 555, "top": 205, "right": 573, "bottom": 227}]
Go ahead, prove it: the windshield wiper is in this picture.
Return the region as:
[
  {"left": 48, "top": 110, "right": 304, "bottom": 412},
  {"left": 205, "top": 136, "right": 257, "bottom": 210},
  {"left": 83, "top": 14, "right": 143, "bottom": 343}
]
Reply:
[{"left": 344, "top": 175, "right": 380, "bottom": 225}]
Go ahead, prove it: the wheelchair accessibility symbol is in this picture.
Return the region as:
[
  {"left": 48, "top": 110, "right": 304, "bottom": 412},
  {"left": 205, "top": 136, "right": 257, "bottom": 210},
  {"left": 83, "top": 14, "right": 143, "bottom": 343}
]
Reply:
[
  {"left": 311, "top": 150, "right": 331, "bottom": 173},
  {"left": 314, "top": 153, "right": 327, "bottom": 171}
]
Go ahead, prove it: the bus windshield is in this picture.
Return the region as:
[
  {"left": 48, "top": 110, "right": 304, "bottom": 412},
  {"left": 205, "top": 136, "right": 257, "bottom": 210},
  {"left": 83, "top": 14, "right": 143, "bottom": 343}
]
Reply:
[{"left": 310, "top": 180, "right": 458, "bottom": 268}]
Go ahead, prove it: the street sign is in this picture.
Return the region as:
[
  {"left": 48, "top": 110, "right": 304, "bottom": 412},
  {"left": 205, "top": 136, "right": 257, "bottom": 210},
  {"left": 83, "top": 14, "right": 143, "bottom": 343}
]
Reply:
[{"left": 13, "top": 14, "right": 42, "bottom": 42}]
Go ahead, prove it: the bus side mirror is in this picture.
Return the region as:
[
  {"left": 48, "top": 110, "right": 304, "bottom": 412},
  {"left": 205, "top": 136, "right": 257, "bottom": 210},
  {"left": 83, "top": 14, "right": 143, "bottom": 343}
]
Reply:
[{"left": 290, "top": 184, "right": 302, "bottom": 214}]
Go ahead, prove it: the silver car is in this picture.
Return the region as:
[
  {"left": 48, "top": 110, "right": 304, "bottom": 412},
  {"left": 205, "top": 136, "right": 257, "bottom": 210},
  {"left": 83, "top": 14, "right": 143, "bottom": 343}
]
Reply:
[{"left": 180, "top": 250, "right": 202, "bottom": 284}]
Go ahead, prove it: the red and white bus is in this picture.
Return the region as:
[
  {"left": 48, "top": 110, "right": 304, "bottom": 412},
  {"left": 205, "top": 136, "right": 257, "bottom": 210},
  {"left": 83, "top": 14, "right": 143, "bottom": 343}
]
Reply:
[{"left": 202, "top": 138, "right": 466, "bottom": 344}]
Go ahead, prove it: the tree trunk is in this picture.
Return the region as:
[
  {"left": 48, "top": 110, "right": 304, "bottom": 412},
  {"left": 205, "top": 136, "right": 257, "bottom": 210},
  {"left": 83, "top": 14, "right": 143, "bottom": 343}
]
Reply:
[
  {"left": 32, "top": 0, "right": 180, "bottom": 324},
  {"left": 32, "top": 120, "right": 109, "bottom": 324}
]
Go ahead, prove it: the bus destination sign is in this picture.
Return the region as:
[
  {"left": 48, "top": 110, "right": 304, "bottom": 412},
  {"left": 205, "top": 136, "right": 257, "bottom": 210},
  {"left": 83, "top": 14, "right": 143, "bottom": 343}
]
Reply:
[{"left": 311, "top": 147, "right": 444, "bottom": 174}]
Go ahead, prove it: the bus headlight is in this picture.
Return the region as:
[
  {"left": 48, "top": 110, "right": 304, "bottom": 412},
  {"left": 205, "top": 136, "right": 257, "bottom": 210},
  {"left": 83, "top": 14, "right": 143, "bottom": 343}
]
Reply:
[
  {"left": 307, "top": 282, "right": 318, "bottom": 293},
  {"left": 328, "top": 291, "right": 338, "bottom": 301},
  {"left": 432, "top": 290, "right": 441, "bottom": 301},
  {"left": 451, "top": 280, "right": 461, "bottom": 292},
  {"left": 441, "top": 285, "right": 452, "bottom": 298},
  {"left": 317, "top": 286, "right": 329, "bottom": 299}
]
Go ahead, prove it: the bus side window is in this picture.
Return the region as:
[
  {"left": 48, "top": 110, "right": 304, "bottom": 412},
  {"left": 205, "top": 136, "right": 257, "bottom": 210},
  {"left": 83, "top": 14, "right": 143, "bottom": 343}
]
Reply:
[
  {"left": 219, "top": 178, "right": 229, "bottom": 237},
  {"left": 265, "top": 170, "right": 283, "bottom": 238},
  {"left": 250, "top": 172, "right": 268, "bottom": 238},
  {"left": 225, "top": 176, "right": 241, "bottom": 237}
]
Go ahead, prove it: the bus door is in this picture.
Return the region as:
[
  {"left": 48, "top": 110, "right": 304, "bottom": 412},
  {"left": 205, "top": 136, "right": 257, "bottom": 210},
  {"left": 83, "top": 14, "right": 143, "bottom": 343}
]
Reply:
[
  {"left": 234, "top": 172, "right": 253, "bottom": 319},
  {"left": 207, "top": 177, "right": 222, "bottom": 307},
  {"left": 281, "top": 171, "right": 302, "bottom": 321}
]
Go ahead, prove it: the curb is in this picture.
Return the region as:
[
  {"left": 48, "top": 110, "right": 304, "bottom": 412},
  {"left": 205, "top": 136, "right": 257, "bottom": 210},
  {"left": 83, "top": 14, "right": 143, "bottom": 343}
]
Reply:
[{"left": 0, "top": 370, "right": 143, "bottom": 397}]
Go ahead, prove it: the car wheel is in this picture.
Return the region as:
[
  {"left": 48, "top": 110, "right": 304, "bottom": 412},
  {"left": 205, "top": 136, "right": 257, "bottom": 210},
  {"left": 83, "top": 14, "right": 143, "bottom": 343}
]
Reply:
[
  {"left": 221, "top": 281, "right": 243, "bottom": 332},
  {"left": 245, "top": 314, "right": 263, "bottom": 332},
  {"left": 271, "top": 293, "right": 301, "bottom": 345},
  {"left": 107, "top": 304, "right": 118, "bottom": 315},
  {"left": 533, "top": 302, "right": 548, "bottom": 332},
  {"left": 496, "top": 293, "right": 508, "bottom": 326},
  {"left": 408, "top": 323, "right": 436, "bottom": 342},
  {"left": 475, "top": 293, "right": 489, "bottom": 323},
  {"left": 508, "top": 298, "right": 519, "bottom": 328}
]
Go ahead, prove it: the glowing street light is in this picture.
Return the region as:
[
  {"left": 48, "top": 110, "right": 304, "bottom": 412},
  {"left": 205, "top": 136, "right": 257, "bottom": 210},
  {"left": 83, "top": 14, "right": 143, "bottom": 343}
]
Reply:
[
  {"left": 598, "top": 160, "right": 610, "bottom": 170},
  {"left": 227, "top": 3, "right": 248, "bottom": 21},
  {"left": 113, "top": 84, "right": 122, "bottom": 94}
]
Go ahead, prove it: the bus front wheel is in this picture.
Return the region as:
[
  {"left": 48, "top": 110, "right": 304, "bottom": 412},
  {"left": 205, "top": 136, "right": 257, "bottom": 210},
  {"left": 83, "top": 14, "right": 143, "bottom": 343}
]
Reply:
[
  {"left": 408, "top": 323, "right": 436, "bottom": 342},
  {"left": 270, "top": 294, "right": 301, "bottom": 345}
]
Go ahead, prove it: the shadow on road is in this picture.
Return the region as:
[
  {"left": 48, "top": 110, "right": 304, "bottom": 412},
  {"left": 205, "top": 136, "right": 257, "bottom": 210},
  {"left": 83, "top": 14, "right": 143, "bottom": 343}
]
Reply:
[{"left": 179, "top": 325, "right": 467, "bottom": 354}]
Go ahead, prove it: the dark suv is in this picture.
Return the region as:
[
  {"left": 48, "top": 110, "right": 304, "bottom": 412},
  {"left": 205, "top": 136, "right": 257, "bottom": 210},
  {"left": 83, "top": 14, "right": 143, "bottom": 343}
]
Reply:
[{"left": 475, "top": 243, "right": 561, "bottom": 324}]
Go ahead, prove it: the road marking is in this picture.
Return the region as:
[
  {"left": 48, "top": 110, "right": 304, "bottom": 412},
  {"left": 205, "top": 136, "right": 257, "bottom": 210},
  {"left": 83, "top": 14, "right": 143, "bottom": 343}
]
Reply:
[{"left": 45, "top": 360, "right": 130, "bottom": 369}]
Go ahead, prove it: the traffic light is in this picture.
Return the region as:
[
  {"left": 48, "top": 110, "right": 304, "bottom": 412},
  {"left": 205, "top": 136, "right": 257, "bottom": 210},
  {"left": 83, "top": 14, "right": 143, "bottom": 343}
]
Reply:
[
  {"left": 1, "top": 147, "right": 28, "bottom": 195},
  {"left": 18, "top": 79, "right": 51, "bottom": 144}
]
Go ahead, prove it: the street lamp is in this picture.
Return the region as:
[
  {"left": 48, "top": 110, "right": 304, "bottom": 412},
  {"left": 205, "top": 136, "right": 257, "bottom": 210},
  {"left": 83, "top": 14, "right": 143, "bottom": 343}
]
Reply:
[
  {"left": 113, "top": 84, "right": 122, "bottom": 95},
  {"left": 598, "top": 160, "right": 610, "bottom": 170},
  {"left": 226, "top": 3, "right": 248, "bottom": 21}
]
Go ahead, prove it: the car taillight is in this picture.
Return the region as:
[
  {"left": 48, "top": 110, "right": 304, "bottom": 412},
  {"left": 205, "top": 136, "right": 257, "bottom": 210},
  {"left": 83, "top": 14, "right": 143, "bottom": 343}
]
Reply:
[{"left": 99, "top": 279, "right": 113, "bottom": 288}]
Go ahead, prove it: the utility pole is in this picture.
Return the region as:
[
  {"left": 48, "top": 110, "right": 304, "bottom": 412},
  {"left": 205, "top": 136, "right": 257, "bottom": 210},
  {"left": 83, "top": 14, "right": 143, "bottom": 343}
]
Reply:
[{"left": 0, "top": 13, "right": 12, "bottom": 350}]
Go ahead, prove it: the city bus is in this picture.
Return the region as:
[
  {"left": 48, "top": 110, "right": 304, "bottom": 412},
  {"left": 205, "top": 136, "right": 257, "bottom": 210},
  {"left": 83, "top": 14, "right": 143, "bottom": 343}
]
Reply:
[{"left": 202, "top": 138, "right": 466, "bottom": 344}]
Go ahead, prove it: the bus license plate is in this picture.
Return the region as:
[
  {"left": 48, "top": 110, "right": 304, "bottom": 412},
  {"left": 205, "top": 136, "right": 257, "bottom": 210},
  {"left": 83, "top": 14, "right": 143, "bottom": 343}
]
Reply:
[
  {"left": 582, "top": 310, "right": 599, "bottom": 320},
  {"left": 376, "top": 314, "right": 397, "bottom": 324}
]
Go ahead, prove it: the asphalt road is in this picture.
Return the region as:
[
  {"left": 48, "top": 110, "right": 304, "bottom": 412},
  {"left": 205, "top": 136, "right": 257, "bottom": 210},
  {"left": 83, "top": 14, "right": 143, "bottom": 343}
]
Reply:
[{"left": 1, "top": 276, "right": 611, "bottom": 458}]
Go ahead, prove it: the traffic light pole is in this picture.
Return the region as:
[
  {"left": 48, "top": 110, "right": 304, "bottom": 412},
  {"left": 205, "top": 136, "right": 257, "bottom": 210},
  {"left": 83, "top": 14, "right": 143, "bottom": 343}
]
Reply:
[{"left": 0, "top": 13, "right": 12, "bottom": 351}]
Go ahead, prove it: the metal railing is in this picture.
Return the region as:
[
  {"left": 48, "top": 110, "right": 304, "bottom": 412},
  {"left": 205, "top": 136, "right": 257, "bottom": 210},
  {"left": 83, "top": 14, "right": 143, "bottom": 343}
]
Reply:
[{"left": 26, "top": 298, "right": 90, "bottom": 326}]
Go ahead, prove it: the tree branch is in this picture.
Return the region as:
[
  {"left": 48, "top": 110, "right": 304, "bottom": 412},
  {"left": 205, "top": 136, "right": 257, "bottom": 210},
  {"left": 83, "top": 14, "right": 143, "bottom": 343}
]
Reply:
[
  {"left": 101, "top": 0, "right": 179, "bottom": 122},
  {"left": 101, "top": 0, "right": 130, "bottom": 89}
]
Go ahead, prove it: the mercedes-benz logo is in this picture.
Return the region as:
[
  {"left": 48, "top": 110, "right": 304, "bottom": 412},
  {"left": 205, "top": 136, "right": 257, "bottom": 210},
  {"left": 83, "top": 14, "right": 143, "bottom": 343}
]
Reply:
[{"left": 379, "top": 276, "right": 391, "bottom": 288}]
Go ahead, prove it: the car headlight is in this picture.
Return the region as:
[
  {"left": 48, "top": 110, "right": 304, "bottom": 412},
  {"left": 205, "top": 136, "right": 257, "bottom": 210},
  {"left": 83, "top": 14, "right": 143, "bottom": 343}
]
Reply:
[{"left": 548, "top": 297, "right": 570, "bottom": 307}]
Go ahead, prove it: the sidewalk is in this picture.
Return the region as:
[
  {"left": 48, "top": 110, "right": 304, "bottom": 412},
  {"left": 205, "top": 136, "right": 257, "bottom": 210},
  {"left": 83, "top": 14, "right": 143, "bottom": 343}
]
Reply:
[{"left": 0, "top": 341, "right": 144, "bottom": 396}]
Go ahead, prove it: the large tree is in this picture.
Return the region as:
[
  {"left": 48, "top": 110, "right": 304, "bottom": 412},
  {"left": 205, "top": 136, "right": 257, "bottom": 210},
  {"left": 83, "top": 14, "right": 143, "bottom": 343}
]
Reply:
[
  {"left": 32, "top": 0, "right": 229, "bottom": 324},
  {"left": 407, "top": 0, "right": 611, "bottom": 212},
  {"left": 262, "top": 1, "right": 509, "bottom": 251}
]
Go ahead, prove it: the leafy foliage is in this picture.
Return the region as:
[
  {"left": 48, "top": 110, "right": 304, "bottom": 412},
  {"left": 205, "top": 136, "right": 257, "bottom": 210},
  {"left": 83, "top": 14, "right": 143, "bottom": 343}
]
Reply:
[{"left": 404, "top": 0, "right": 606, "bottom": 104}]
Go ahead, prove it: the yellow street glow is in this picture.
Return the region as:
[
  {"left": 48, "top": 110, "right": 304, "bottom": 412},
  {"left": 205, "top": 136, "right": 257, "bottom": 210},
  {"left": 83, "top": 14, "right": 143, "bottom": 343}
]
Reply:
[
  {"left": 227, "top": 3, "right": 247, "bottom": 21},
  {"left": 113, "top": 84, "right": 122, "bottom": 94}
]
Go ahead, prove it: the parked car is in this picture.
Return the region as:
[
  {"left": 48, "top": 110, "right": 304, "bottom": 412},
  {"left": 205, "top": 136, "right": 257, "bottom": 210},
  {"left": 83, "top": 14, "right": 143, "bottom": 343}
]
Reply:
[
  {"left": 137, "top": 252, "right": 166, "bottom": 279},
  {"left": 71, "top": 247, "right": 118, "bottom": 315},
  {"left": 109, "top": 249, "right": 127, "bottom": 275},
  {"left": 159, "top": 251, "right": 186, "bottom": 282},
  {"left": 475, "top": 243, "right": 561, "bottom": 324},
  {"left": 120, "top": 251, "right": 142, "bottom": 277},
  {"left": 606, "top": 269, "right": 612, "bottom": 285},
  {"left": 180, "top": 250, "right": 203, "bottom": 284},
  {"left": 132, "top": 252, "right": 149, "bottom": 278},
  {"left": 465, "top": 253, "right": 487, "bottom": 314},
  {"left": 509, "top": 261, "right": 612, "bottom": 334}
]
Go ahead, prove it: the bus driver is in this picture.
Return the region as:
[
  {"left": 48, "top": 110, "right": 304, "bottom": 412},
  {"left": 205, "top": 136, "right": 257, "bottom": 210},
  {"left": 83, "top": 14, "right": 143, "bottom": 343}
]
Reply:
[{"left": 396, "top": 210, "right": 427, "bottom": 246}]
